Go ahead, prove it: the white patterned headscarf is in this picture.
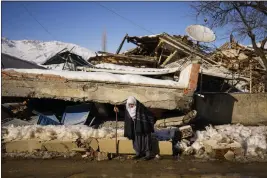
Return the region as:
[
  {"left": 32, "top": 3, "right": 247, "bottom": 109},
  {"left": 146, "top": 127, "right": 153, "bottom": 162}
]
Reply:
[{"left": 126, "top": 96, "right": 137, "bottom": 120}]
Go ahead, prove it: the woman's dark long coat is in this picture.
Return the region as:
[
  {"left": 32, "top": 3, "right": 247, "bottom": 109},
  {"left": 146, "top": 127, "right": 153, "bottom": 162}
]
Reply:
[{"left": 124, "top": 100, "right": 155, "bottom": 140}]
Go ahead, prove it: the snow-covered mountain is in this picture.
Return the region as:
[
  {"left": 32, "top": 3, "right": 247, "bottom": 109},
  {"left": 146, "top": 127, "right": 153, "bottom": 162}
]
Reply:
[{"left": 1, "top": 37, "right": 96, "bottom": 64}]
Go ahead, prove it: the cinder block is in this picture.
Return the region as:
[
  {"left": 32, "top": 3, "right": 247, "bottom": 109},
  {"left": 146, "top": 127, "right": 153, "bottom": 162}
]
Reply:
[
  {"left": 118, "top": 140, "right": 135, "bottom": 154},
  {"left": 43, "top": 140, "right": 78, "bottom": 153},
  {"left": 5, "top": 140, "right": 43, "bottom": 153},
  {"left": 98, "top": 139, "right": 117, "bottom": 153},
  {"left": 72, "top": 148, "right": 87, "bottom": 152},
  {"left": 159, "top": 141, "right": 173, "bottom": 155},
  {"left": 88, "top": 138, "right": 99, "bottom": 151}
]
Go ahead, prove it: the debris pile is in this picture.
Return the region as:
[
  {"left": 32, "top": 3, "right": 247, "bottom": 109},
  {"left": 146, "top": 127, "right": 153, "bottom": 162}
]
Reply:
[
  {"left": 155, "top": 110, "right": 197, "bottom": 128},
  {"left": 2, "top": 32, "right": 266, "bottom": 93},
  {"left": 84, "top": 33, "right": 265, "bottom": 92},
  {"left": 210, "top": 38, "right": 266, "bottom": 93},
  {"left": 176, "top": 124, "right": 267, "bottom": 162}
]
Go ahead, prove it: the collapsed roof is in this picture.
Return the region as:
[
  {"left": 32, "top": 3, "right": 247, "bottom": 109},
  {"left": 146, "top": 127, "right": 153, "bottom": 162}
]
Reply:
[
  {"left": 87, "top": 32, "right": 266, "bottom": 92},
  {"left": 42, "top": 48, "right": 93, "bottom": 70},
  {"left": 88, "top": 33, "right": 248, "bottom": 81}
]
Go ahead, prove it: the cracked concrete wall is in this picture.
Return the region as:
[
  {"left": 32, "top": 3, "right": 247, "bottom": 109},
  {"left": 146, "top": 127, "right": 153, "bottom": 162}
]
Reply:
[
  {"left": 2, "top": 71, "right": 192, "bottom": 110},
  {"left": 195, "top": 93, "right": 267, "bottom": 125}
]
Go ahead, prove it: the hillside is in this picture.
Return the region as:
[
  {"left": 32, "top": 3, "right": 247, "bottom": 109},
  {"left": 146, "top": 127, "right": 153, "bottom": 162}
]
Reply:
[{"left": 1, "top": 37, "right": 95, "bottom": 65}]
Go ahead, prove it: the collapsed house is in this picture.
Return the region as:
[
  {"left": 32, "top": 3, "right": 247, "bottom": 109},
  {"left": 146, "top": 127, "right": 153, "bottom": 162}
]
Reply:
[
  {"left": 2, "top": 33, "right": 267, "bottom": 161},
  {"left": 2, "top": 32, "right": 266, "bottom": 128}
]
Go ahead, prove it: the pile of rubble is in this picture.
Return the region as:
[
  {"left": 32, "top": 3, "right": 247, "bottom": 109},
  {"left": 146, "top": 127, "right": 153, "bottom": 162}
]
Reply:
[
  {"left": 210, "top": 37, "right": 266, "bottom": 93},
  {"left": 176, "top": 124, "right": 267, "bottom": 162},
  {"left": 82, "top": 33, "right": 265, "bottom": 93},
  {"left": 20, "top": 32, "right": 262, "bottom": 93},
  {"left": 2, "top": 32, "right": 266, "bottom": 94}
]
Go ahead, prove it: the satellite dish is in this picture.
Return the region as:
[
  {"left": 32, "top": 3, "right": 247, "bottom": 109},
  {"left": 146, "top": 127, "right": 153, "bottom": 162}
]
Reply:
[{"left": 186, "top": 25, "right": 216, "bottom": 43}]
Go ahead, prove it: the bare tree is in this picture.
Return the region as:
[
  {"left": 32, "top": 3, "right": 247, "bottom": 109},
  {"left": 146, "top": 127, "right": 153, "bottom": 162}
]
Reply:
[{"left": 192, "top": 2, "right": 267, "bottom": 68}]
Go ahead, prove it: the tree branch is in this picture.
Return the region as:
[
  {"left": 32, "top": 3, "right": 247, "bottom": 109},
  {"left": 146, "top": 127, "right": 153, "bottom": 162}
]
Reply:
[
  {"left": 238, "top": 2, "right": 267, "bottom": 16},
  {"left": 261, "top": 37, "right": 267, "bottom": 49}
]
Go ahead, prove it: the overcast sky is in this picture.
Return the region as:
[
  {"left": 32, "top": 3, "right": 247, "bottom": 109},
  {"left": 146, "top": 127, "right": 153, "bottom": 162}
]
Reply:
[{"left": 2, "top": 2, "right": 251, "bottom": 53}]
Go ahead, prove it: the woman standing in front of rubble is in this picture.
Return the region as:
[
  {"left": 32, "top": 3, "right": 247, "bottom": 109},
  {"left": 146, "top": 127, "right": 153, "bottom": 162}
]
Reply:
[{"left": 114, "top": 96, "right": 155, "bottom": 160}]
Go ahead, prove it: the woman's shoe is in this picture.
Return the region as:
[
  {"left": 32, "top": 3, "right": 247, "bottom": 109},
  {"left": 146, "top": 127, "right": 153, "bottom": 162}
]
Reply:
[
  {"left": 132, "top": 155, "right": 142, "bottom": 160},
  {"left": 143, "top": 156, "right": 152, "bottom": 161}
]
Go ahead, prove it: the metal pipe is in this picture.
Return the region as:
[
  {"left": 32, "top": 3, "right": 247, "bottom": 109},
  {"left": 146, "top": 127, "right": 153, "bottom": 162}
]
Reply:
[{"left": 115, "top": 106, "right": 118, "bottom": 155}]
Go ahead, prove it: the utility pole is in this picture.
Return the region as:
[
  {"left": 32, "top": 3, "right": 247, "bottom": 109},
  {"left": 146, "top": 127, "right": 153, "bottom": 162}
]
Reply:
[{"left": 102, "top": 28, "right": 107, "bottom": 52}]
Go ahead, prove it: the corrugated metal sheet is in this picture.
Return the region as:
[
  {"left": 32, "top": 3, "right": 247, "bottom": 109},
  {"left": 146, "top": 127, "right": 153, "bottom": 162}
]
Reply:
[{"left": 1, "top": 53, "right": 46, "bottom": 69}]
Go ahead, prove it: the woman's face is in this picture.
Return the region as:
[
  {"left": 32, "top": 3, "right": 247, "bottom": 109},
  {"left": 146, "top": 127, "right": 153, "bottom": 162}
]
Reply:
[{"left": 128, "top": 103, "right": 135, "bottom": 108}]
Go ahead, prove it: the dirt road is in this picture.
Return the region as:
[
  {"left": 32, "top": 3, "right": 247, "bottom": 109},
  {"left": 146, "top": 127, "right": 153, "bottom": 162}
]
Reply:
[{"left": 2, "top": 158, "right": 267, "bottom": 178}]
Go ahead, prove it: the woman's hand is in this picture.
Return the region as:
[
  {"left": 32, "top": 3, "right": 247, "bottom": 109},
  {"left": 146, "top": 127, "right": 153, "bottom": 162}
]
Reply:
[{"left": 114, "top": 106, "right": 119, "bottom": 113}]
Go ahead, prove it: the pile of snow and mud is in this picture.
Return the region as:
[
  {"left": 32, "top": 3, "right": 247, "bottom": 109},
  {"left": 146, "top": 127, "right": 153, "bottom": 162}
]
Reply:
[
  {"left": 2, "top": 125, "right": 126, "bottom": 141},
  {"left": 177, "top": 124, "right": 267, "bottom": 161},
  {"left": 2, "top": 124, "right": 267, "bottom": 161}
]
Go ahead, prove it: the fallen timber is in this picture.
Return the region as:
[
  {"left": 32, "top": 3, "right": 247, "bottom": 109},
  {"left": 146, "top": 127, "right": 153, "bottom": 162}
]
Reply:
[{"left": 1, "top": 70, "right": 193, "bottom": 110}]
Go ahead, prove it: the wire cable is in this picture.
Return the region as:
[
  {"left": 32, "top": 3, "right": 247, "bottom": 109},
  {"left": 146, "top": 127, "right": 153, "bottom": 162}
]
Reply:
[
  {"left": 95, "top": 2, "right": 154, "bottom": 35},
  {"left": 22, "top": 3, "right": 56, "bottom": 40}
]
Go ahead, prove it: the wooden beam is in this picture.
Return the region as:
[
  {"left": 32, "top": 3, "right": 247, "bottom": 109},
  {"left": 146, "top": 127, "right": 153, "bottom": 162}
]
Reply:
[
  {"left": 160, "top": 34, "right": 218, "bottom": 65},
  {"left": 161, "top": 50, "right": 178, "bottom": 67},
  {"left": 116, "top": 34, "right": 128, "bottom": 54}
]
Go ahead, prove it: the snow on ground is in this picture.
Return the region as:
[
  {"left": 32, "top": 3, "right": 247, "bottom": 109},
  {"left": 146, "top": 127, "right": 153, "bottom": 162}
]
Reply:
[
  {"left": 1, "top": 37, "right": 95, "bottom": 65},
  {"left": 2, "top": 125, "right": 126, "bottom": 141},
  {"left": 189, "top": 124, "right": 267, "bottom": 157},
  {"left": 4, "top": 68, "right": 185, "bottom": 87},
  {"left": 2, "top": 124, "right": 174, "bottom": 142}
]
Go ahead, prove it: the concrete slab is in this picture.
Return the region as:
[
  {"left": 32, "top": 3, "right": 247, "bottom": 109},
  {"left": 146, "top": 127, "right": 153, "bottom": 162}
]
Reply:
[
  {"left": 2, "top": 70, "right": 191, "bottom": 110},
  {"left": 159, "top": 141, "right": 173, "bottom": 155},
  {"left": 5, "top": 140, "right": 43, "bottom": 153},
  {"left": 43, "top": 140, "right": 78, "bottom": 153},
  {"left": 98, "top": 139, "right": 117, "bottom": 153},
  {"left": 118, "top": 140, "right": 135, "bottom": 154}
]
